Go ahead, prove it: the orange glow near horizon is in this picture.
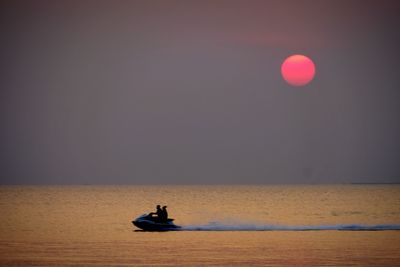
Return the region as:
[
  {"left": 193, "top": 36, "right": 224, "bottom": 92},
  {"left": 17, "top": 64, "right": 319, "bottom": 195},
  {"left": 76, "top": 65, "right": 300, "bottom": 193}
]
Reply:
[{"left": 281, "top": 55, "right": 316, "bottom": 86}]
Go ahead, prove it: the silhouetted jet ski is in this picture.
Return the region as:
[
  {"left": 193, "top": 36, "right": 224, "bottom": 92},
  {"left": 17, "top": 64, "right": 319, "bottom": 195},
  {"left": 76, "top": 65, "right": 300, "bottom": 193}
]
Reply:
[{"left": 132, "top": 214, "right": 181, "bottom": 231}]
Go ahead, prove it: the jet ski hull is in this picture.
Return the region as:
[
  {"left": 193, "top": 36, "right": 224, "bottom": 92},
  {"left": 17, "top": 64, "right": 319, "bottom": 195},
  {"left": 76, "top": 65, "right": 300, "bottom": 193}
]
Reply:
[{"left": 132, "top": 214, "right": 181, "bottom": 231}]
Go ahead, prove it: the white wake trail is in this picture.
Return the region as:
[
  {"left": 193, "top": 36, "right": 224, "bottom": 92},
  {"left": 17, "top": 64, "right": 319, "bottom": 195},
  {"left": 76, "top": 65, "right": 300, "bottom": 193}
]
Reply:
[{"left": 181, "top": 222, "right": 400, "bottom": 231}]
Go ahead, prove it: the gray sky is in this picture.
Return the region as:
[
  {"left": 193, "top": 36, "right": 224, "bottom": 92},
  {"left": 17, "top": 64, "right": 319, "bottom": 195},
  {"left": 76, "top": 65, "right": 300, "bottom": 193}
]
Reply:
[{"left": 1, "top": 0, "right": 399, "bottom": 184}]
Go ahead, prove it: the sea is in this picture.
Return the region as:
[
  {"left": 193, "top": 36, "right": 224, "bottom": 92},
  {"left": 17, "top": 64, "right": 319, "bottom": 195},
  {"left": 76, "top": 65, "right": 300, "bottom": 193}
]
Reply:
[{"left": 0, "top": 185, "right": 399, "bottom": 266}]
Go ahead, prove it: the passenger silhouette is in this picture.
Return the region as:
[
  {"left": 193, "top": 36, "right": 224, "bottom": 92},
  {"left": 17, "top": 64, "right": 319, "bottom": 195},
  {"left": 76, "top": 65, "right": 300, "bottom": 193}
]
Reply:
[{"left": 161, "top": 206, "right": 168, "bottom": 222}]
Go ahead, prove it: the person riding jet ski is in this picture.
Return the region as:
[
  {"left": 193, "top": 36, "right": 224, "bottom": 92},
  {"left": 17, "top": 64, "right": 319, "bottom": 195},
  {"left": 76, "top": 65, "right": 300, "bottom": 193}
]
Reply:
[{"left": 149, "top": 205, "right": 163, "bottom": 221}]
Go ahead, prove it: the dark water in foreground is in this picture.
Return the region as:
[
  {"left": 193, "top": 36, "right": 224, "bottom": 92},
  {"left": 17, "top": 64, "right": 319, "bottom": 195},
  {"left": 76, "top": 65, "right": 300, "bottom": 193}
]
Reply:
[{"left": 1, "top": 185, "right": 399, "bottom": 266}]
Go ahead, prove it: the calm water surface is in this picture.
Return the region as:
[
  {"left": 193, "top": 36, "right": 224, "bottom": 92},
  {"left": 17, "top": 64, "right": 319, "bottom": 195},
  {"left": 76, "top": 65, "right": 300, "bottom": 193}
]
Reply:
[{"left": 0, "top": 185, "right": 399, "bottom": 266}]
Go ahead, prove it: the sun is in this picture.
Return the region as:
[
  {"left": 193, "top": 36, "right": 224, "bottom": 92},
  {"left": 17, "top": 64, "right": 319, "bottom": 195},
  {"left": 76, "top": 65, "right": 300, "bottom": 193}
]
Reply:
[{"left": 281, "top": 55, "right": 316, "bottom": 86}]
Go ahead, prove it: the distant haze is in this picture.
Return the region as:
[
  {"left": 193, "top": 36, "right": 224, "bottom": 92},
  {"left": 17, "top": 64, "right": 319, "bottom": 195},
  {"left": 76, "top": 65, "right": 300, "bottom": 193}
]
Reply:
[{"left": 1, "top": 1, "right": 399, "bottom": 184}]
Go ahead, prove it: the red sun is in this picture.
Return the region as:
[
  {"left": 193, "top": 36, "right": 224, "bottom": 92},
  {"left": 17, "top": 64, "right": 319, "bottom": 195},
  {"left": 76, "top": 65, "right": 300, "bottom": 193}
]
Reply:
[{"left": 281, "top": 54, "right": 316, "bottom": 86}]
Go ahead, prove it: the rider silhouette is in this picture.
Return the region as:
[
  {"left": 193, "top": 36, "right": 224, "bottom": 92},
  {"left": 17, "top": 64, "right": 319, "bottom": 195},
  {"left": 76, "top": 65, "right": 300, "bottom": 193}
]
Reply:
[
  {"left": 149, "top": 204, "right": 168, "bottom": 222},
  {"left": 150, "top": 205, "right": 163, "bottom": 220}
]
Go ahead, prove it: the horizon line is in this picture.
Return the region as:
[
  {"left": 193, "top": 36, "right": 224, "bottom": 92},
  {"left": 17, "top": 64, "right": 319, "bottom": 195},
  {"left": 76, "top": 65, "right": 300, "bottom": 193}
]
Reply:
[{"left": 1, "top": 182, "right": 399, "bottom": 186}]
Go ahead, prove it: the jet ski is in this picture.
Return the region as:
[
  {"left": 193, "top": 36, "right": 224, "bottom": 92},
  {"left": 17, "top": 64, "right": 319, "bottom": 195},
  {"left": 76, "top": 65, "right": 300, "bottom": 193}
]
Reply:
[{"left": 132, "top": 214, "right": 181, "bottom": 231}]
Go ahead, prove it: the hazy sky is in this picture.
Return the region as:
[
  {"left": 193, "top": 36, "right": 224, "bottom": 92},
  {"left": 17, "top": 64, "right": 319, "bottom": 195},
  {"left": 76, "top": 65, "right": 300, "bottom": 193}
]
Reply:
[{"left": 1, "top": 0, "right": 399, "bottom": 184}]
